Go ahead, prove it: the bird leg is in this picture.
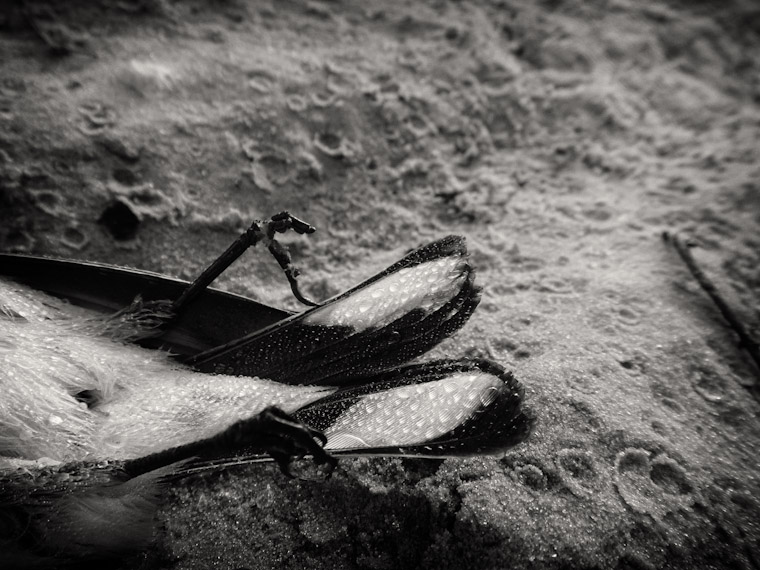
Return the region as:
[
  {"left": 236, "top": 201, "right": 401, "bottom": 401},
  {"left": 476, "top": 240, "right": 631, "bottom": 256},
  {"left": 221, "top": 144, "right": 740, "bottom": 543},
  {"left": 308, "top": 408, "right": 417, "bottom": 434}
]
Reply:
[
  {"left": 109, "top": 212, "right": 317, "bottom": 341},
  {"left": 171, "top": 211, "right": 318, "bottom": 317},
  {"left": 122, "top": 406, "right": 336, "bottom": 479}
]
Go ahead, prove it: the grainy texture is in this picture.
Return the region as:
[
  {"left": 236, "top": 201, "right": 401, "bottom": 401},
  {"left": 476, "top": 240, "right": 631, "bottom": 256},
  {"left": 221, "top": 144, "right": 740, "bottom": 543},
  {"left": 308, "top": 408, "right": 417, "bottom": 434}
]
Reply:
[{"left": 1, "top": 0, "right": 759, "bottom": 568}]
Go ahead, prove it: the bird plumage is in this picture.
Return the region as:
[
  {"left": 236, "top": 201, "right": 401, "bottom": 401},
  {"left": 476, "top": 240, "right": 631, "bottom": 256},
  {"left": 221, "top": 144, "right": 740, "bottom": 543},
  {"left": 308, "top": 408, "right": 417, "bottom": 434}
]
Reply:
[{"left": 0, "top": 234, "right": 534, "bottom": 567}]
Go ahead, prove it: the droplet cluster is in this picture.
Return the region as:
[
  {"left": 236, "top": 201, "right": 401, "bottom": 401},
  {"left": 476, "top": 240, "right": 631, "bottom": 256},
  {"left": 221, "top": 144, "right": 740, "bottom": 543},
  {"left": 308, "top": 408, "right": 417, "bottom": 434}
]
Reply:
[
  {"left": 305, "top": 256, "right": 467, "bottom": 332},
  {"left": 324, "top": 371, "right": 501, "bottom": 450},
  {"left": 0, "top": 278, "right": 333, "bottom": 462}
]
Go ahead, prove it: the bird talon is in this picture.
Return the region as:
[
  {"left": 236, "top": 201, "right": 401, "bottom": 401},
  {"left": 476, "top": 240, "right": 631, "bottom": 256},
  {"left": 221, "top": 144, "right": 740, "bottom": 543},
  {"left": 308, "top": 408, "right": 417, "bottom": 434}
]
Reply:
[
  {"left": 257, "top": 407, "right": 336, "bottom": 476},
  {"left": 268, "top": 238, "right": 319, "bottom": 307},
  {"left": 309, "top": 428, "right": 328, "bottom": 447},
  {"left": 288, "top": 274, "right": 319, "bottom": 307}
]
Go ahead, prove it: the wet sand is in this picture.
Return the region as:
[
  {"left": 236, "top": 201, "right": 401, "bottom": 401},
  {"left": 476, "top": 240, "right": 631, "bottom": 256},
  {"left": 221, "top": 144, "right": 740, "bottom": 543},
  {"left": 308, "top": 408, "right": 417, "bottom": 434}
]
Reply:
[{"left": 1, "top": 1, "right": 759, "bottom": 568}]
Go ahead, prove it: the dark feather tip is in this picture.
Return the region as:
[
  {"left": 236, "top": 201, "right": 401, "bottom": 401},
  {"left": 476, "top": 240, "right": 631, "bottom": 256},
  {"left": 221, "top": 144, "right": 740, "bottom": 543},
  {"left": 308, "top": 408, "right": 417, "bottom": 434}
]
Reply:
[{"left": 293, "top": 359, "right": 534, "bottom": 458}]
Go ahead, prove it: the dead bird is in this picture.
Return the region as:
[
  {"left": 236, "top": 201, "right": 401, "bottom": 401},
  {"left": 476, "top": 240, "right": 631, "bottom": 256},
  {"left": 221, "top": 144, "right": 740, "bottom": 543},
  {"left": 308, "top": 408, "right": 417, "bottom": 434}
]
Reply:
[{"left": 0, "top": 213, "right": 534, "bottom": 567}]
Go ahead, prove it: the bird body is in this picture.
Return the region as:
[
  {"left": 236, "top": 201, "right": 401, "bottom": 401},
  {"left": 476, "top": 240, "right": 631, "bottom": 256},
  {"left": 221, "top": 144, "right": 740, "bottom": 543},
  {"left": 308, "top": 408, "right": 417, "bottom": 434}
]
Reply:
[
  {"left": 0, "top": 232, "right": 534, "bottom": 567},
  {"left": 0, "top": 277, "right": 331, "bottom": 465}
]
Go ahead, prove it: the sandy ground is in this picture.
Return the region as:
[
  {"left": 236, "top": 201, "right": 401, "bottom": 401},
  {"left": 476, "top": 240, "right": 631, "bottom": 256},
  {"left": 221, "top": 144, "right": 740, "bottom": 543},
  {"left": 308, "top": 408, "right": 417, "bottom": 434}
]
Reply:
[{"left": 2, "top": 1, "right": 760, "bottom": 568}]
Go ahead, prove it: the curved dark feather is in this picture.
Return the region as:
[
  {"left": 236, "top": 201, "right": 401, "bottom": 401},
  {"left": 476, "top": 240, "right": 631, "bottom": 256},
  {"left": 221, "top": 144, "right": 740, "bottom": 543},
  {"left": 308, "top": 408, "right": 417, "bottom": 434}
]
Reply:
[
  {"left": 180, "top": 359, "right": 534, "bottom": 471},
  {"left": 187, "top": 236, "right": 477, "bottom": 385},
  {"left": 0, "top": 253, "right": 292, "bottom": 355},
  {"left": 296, "top": 359, "right": 534, "bottom": 457}
]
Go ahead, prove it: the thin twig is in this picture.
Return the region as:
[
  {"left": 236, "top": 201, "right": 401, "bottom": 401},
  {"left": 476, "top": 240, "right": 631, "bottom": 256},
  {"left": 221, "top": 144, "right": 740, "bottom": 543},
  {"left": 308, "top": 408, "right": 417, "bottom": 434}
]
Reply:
[{"left": 663, "top": 231, "right": 760, "bottom": 377}]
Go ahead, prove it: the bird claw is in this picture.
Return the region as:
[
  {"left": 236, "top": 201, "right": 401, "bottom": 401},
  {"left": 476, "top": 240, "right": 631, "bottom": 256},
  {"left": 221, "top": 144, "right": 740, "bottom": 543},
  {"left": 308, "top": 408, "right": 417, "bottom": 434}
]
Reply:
[
  {"left": 250, "top": 407, "right": 336, "bottom": 479},
  {"left": 266, "top": 228, "right": 319, "bottom": 307},
  {"left": 268, "top": 211, "right": 316, "bottom": 236}
]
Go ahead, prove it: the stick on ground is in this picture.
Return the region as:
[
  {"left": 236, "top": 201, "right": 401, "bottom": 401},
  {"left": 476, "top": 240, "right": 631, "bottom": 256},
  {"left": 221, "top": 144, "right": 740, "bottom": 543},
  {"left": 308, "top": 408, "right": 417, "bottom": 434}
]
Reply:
[{"left": 663, "top": 231, "right": 760, "bottom": 382}]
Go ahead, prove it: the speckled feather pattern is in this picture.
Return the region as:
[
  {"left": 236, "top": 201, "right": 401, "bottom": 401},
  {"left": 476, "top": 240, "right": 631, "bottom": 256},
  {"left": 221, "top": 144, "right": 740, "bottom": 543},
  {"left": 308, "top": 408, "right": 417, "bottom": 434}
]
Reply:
[
  {"left": 0, "top": 279, "right": 331, "bottom": 463},
  {"left": 324, "top": 371, "right": 501, "bottom": 449},
  {"left": 304, "top": 256, "right": 468, "bottom": 331},
  {"left": 0, "top": 242, "right": 528, "bottom": 465}
]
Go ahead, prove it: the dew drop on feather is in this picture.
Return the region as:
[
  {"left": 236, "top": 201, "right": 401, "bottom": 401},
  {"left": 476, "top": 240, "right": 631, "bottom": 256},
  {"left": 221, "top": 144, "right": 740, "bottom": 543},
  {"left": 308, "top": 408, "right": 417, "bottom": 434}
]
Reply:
[
  {"left": 324, "top": 371, "right": 503, "bottom": 450},
  {"left": 304, "top": 256, "right": 467, "bottom": 331}
]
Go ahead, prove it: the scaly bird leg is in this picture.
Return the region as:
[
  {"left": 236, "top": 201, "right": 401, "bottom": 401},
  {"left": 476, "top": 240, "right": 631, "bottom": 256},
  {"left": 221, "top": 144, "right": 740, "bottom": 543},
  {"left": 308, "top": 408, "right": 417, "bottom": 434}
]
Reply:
[
  {"left": 171, "top": 211, "right": 318, "bottom": 316},
  {"left": 122, "top": 406, "right": 336, "bottom": 479},
  {"left": 109, "top": 212, "right": 317, "bottom": 341}
]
